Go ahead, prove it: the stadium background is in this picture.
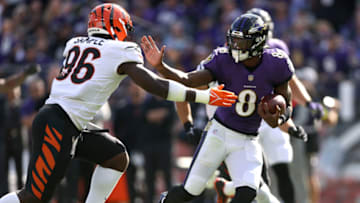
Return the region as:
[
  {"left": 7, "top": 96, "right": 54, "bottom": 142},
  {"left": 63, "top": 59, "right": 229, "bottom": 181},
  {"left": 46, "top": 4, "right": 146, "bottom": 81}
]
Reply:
[{"left": 0, "top": 0, "right": 359, "bottom": 202}]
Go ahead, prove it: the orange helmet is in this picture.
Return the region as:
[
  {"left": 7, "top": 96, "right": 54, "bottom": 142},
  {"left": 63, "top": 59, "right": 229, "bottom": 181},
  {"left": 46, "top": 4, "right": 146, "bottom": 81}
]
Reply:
[{"left": 88, "top": 3, "right": 133, "bottom": 41}]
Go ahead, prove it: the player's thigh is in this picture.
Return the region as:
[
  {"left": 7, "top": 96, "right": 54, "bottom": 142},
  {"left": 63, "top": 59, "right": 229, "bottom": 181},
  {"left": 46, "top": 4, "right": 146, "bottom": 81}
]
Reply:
[
  {"left": 25, "top": 104, "right": 79, "bottom": 202},
  {"left": 259, "top": 122, "right": 293, "bottom": 165},
  {"left": 184, "top": 121, "right": 226, "bottom": 196},
  {"left": 225, "top": 137, "right": 263, "bottom": 190},
  {"left": 75, "top": 123, "right": 126, "bottom": 166}
]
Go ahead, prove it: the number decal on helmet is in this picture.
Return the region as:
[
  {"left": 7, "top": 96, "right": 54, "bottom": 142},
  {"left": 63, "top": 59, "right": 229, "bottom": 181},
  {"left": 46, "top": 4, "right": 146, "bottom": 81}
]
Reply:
[{"left": 235, "top": 89, "right": 257, "bottom": 117}]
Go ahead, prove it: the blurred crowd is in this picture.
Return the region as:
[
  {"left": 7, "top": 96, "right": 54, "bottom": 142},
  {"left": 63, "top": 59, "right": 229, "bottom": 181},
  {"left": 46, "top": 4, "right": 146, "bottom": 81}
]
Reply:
[{"left": 0, "top": 0, "right": 359, "bottom": 203}]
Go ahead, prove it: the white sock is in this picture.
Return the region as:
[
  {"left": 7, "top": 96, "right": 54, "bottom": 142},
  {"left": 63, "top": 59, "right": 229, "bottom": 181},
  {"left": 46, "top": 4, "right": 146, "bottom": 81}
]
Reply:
[
  {"left": 256, "top": 183, "right": 280, "bottom": 203},
  {"left": 85, "top": 166, "right": 124, "bottom": 203},
  {"left": 223, "top": 181, "right": 236, "bottom": 197},
  {"left": 0, "top": 192, "right": 20, "bottom": 203}
]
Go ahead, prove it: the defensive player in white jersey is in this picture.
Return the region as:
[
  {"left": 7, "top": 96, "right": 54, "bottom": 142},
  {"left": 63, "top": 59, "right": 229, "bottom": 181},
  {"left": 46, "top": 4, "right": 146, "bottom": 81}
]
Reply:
[{"left": 0, "top": 3, "right": 237, "bottom": 203}]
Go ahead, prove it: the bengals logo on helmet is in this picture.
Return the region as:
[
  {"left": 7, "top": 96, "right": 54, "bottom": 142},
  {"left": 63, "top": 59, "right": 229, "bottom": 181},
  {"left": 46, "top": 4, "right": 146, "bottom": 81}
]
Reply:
[{"left": 88, "top": 3, "right": 133, "bottom": 41}]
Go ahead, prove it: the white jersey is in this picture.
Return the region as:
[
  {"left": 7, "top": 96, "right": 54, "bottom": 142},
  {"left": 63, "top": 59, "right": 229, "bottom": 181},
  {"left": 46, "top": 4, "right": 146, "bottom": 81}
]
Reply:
[{"left": 46, "top": 36, "right": 143, "bottom": 130}]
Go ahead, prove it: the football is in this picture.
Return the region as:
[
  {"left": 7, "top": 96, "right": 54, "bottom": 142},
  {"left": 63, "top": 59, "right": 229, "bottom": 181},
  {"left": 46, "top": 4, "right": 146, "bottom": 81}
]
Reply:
[{"left": 260, "top": 94, "right": 286, "bottom": 114}]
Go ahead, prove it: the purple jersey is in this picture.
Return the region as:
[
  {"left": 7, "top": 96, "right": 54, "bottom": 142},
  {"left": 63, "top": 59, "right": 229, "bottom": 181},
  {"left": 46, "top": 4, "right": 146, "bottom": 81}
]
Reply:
[
  {"left": 267, "top": 38, "right": 290, "bottom": 56},
  {"left": 199, "top": 47, "right": 294, "bottom": 134}
]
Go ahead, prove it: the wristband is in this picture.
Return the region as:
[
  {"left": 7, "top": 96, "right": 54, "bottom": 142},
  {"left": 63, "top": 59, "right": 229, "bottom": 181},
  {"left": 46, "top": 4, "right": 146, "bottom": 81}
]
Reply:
[
  {"left": 167, "top": 81, "right": 186, "bottom": 101},
  {"left": 194, "top": 89, "right": 210, "bottom": 104},
  {"left": 167, "top": 81, "right": 211, "bottom": 104}
]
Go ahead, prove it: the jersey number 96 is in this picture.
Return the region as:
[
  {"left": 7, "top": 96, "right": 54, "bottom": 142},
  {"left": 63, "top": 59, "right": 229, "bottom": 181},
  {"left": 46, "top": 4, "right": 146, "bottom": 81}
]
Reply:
[{"left": 57, "top": 46, "right": 101, "bottom": 84}]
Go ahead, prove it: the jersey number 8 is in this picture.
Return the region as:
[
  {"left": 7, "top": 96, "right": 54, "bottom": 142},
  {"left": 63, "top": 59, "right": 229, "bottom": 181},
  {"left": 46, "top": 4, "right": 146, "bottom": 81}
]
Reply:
[
  {"left": 57, "top": 46, "right": 101, "bottom": 84},
  {"left": 235, "top": 89, "right": 257, "bottom": 117}
]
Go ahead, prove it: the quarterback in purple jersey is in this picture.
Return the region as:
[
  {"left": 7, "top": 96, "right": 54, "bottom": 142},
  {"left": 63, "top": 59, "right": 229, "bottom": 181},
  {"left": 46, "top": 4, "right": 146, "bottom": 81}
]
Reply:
[
  {"left": 212, "top": 8, "right": 315, "bottom": 203},
  {"left": 248, "top": 7, "right": 323, "bottom": 203},
  {"left": 141, "top": 13, "right": 295, "bottom": 203}
]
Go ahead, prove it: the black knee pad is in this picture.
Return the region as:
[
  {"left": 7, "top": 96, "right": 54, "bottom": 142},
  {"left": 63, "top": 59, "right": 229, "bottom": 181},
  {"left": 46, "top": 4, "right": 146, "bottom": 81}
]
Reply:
[
  {"left": 76, "top": 131, "right": 127, "bottom": 165},
  {"left": 165, "top": 185, "right": 196, "bottom": 203},
  {"left": 272, "top": 163, "right": 290, "bottom": 179},
  {"left": 230, "top": 186, "right": 256, "bottom": 203}
]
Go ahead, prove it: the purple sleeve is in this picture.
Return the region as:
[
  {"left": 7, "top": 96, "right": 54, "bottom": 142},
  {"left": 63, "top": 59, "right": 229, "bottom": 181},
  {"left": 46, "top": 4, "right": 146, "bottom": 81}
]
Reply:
[
  {"left": 197, "top": 49, "right": 224, "bottom": 82},
  {"left": 271, "top": 50, "right": 294, "bottom": 86}
]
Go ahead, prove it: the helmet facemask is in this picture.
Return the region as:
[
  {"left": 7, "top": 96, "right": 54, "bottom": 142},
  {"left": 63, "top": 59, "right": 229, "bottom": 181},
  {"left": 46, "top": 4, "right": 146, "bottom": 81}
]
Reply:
[{"left": 227, "top": 24, "right": 268, "bottom": 63}]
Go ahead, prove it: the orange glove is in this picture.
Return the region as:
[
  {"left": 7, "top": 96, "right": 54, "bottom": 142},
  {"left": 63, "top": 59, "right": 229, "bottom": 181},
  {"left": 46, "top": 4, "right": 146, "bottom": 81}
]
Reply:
[{"left": 209, "top": 84, "right": 238, "bottom": 107}]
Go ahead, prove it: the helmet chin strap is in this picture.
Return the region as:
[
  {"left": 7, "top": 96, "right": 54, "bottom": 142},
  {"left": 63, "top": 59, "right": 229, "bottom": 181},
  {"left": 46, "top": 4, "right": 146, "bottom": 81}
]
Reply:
[{"left": 231, "top": 49, "right": 249, "bottom": 63}]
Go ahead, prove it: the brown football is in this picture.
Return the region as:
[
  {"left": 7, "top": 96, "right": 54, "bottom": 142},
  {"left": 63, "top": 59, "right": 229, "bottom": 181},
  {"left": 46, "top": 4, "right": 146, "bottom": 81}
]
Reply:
[{"left": 260, "top": 94, "right": 286, "bottom": 114}]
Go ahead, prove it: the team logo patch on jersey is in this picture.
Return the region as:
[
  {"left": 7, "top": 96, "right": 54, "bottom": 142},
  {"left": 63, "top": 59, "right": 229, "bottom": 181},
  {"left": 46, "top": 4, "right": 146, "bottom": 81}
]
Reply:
[
  {"left": 248, "top": 74, "right": 254, "bottom": 81},
  {"left": 212, "top": 129, "right": 218, "bottom": 135}
]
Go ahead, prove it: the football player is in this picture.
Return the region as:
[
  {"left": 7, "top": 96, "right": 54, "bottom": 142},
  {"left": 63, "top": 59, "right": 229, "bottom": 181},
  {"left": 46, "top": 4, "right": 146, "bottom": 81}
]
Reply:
[
  {"left": 141, "top": 13, "right": 295, "bottom": 203},
  {"left": 176, "top": 8, "right": 319, "bottom": 203},
  {"left": 213, "top": 8, "right": 322, "bottom": 203},
  {"left": 0, "top": 3, "right": 237, "bottom": 203}
]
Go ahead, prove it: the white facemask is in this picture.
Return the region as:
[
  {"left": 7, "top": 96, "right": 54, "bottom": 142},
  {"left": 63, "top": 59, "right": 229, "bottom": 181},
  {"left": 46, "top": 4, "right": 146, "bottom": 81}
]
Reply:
[{"left": 231, "top": 49, "right": 249, "bottom": 63}]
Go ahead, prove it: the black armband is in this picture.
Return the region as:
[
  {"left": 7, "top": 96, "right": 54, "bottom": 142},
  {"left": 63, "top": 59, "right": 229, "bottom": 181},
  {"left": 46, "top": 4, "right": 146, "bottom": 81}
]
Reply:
[
  {"left": 278, "top": 106, "right": 292, "bottom": 125},
  {"left": 185, "top": 90, "right": 196, "bottom": 102}
]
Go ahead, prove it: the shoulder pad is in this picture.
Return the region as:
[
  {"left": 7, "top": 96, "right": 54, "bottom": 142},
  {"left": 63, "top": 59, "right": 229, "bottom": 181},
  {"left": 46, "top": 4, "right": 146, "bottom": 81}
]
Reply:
[
  {"left": 108, "top": 41, "right": 143, "bottom": 64},
  {"left": 109, "top": 41, "right": 140, "bottom": 50},
  {"left": 267, "top": 48, "right": 294, "bottom": 73}
]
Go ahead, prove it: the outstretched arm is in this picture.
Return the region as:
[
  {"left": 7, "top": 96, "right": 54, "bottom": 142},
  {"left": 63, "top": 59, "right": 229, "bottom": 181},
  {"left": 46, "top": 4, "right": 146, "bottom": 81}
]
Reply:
[
  {"left": 0, "top": 64, "right": 41, "bottom": 92},
  {"left": 290, "top": 75, "right": 311, "bottom": 105},
  {"left": 118, "top": 62, "right": 237, "bottom": 107},
  {"left": 290, "top": 75, "right": 324, "bottom": 119},
  {"left": 175, "top": 84, "right": 209, "bottom": 124},
  {"left": 140, "top": 35, "right": 214, "bottom": 87}
]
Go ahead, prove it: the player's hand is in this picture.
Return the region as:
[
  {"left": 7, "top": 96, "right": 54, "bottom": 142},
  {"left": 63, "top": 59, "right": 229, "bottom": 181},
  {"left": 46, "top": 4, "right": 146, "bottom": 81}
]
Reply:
[
  {"left": 140, "top": 35, "right": 165, "bottom": 69},
  {"left": 306, "top": 101, "right": 324, "bottom": 120},
  {"left": 288, "top": 125, "right": 308, "bottom": 142},
  {"left": 24, "top": 64, "right": 41, "bottom": 76},
  {"left": 209, "top": 84, "right": 237, "bottom": 107},
  {"left": 184, "top": 121, "right": 203, "bottom": 145},
  {"left": 257, "top": 102, "right": 281, "bottom": 128}
]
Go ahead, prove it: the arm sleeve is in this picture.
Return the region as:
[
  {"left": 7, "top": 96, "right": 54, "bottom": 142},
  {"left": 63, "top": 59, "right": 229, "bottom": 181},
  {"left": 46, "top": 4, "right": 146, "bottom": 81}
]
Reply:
[
  {"left": 200, "top": 50, "right": 222, "bottom": 83},
  {"left": 110, "top": 42, "right": 144, "bottom": 74},
  {"left": 273, "top": 50, "right": 295, "bottom": 86}
]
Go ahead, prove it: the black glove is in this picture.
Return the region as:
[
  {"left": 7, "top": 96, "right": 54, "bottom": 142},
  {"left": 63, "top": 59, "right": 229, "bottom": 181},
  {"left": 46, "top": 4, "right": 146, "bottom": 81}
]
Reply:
[
  {"left": 306, "top": 101, "right": 324, "bottom": 120},
  {"left": 24, "top": 64, "right": 41, "bottom": 76},
  {"left": 184, "top": 121, "right": 203, "bottom": 145},
  {"left": 288, "top": 125, "right": 308, "bottom": 142}
]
